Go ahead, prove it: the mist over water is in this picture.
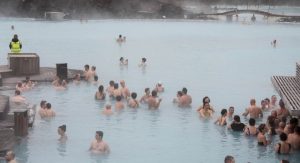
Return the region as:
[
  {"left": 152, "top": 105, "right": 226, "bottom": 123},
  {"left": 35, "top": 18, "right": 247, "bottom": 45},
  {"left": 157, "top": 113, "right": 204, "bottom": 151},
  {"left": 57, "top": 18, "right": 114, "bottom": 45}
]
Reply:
[{"left": 0, "top": 18, "right": 300, "bottom": 163}]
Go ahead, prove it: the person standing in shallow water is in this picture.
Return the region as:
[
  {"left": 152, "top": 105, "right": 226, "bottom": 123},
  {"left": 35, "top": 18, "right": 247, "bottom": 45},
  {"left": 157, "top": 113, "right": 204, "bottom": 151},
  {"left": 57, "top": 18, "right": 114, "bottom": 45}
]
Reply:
[
  {"left": 89, "top": 131, "right": 110, "bottom": 154},
  {"left": 148, "top": 90, "right": 162, "bottom": 109},
  {"left": 9, "top": 34, "right": 22, "bottom": 53},
  {"left": 58, "top": 125, "right": 67, "bottom": 142},
  {"left": 214, "top": 109, "right": 227, "bottom": 126}
]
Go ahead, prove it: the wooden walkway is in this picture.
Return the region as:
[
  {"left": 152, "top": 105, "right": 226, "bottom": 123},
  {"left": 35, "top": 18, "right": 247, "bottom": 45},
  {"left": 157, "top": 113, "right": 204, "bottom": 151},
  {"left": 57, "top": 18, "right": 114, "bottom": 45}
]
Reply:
[{"left": 272, "top": 62, "right": 300, "bottom": 116}]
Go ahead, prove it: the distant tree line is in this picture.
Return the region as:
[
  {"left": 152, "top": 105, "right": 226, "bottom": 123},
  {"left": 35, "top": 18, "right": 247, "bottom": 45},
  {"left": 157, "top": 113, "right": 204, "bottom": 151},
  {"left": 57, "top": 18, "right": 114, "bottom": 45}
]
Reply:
[{"left": 0, "top": 0, "right": 299, "bottom": 18}]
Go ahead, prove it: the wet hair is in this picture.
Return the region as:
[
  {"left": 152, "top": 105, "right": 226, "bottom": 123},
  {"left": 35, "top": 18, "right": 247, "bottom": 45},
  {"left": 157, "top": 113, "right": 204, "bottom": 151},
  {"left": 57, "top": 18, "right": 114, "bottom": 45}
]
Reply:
[
  {"left": 96, "top": 131, "right": 103, "bottom": 138},
  {"left": 151, "top": 90, "right": 157, "bottom": 97},
  {"left": 15, "top": 90, "right": 21, "bottom": 95},
  {"left": 264, "top": 98, "right": 270, "bottom": 103},
  {"left": 177, "top": 91, "right": 183, "bottom": 97},
  {"left": 224, "top": 155, "right": 234, "bottom": 163},
  {"left": 40, "top": 100, "right": 47, "bottom": 107},
  {"left": 279, "top": 133, "right": 288, "bottom": 141},
  {"left": 142, "top": 57, "right": 146, "bottom": 62},
  {"left": 258, "top": 124, "right": 266, "bottom": 132},
  {"left": 94, "top": 75, "right": 98, "bottom": 81},
  {"left": 233, "top": 115, "right": 240, "bottom": 122},
  {"left": 17, "top": 82, "right": 22, "bottom": 87},
  {"left": 120, "top": 57, "right": 124, "bottom": 61},
  {"left": 145, "top": 88, "right": 150, "bottom": 93},
  {"left": 109, "top": 80, "right": 114, "bottom": 86},
  {"left": 114, "top": 83, "right": 119, "bottom": 89},
  {"left": 295, "top": 126, "right": 300, "bottom": 135},
  {"left": 202, "top": 96, "right": 210, "bottom": 103},
  {"left": 131, "top": 92, "right": 137, "bottom": 99},
  {"left": 116, "top": 95, "right": 122, "bottom": 101},
  {"left": 46, "top": 103, "right": 51, "bottom": 109},
  {"left": 250, "top": 99, "right": 256, "bottom": 105},
  {"left": 119, "top": 34, "right": 122, "bottom": 38},
  {"left": 13, "top": 34, "right": 18, "bottom": 38},
  {"left": 91, "top": 66, "right": 96, "bottom": 71},
  {"left": 221, "top": 109, "right": 227, "bottom": 116},
  {"left": 290, "top": 118, "right": 299, "bottom": 126},
  {"left": 59, "top": 125, "right": 66, "bottom": 132},
  {"left": 249, "top": 118, "right": 256, "bottom": 126},
  {"left": 98, "top": 85, "right": 104, "bottom": 92},
  {"left": 182, "top": 87, "right": 187, "bottom": 94},
  {"left": 279, "top": 99, "right": 285, "bottom": 108},
  {"left": 84, "top": 64, "right": 89, "bottom": 70},
  {"left": 229, "top": 106, "right": 234, "bottom": 111}
]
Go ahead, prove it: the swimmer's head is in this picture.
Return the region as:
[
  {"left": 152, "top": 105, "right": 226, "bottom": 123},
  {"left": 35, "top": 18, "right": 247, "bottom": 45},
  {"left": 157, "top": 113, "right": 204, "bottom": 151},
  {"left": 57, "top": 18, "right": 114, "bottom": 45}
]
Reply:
[
  {"left": 15, "top": 90, "right": 21, "bottom": 95},
  {"left": 98, "top": 85, "right": 104, "bottom": 92},
  {"left": 142, "top": 58, "right": 146, "bottom": 63},
  {"left": 182, "top": 87, "right": 187, "bottom": 94},
  {"left": 46, "top": 103, "right": 51, "bottom": 109},
  {"left": 202, "top": 96, "right": 210, "bottom": 103},
  {"left": 40, "top": 100, "right": 47, "bottom": 108},
  {"left": 250, "top": 99, "right": 256, "bottom": 105},
  {"left": 120, "top": 57, "right": 124, "bottom": 61},
  {"left": 279, "top": 133, "right": 288, "bottom": 141},
  {"left": 151, "top": 90, "right": 157, "bottom": 97},
  {"left": 17, "top": 82, "right": 22, "bottom": 87},
  {"left": 233, "top": 115, "right": 240, "bottom": 123},
  {"left": 120, "top": 80, "right": 125, "bottom": 86},
  {"left": 96, "top": 131, "right": 103, "bottom": 139},
  {"left": 177, "top": 91, "right": 183, "bottom": 97},
  {"left": 131, "top": 92, "right": 137, "bottom": 99},
  {"left": 94, "top": 75, "right": 98, "bottom": 81},
  {"left": 116, "top": 95, "right": 122, "bottom": 101},
  {"left": 84, "top": 64, "right": 89, "bottom": 71},
  {"left": 221, "top": 109, "right": 227, "bottom": 116},
  {"left": 105, "top": 102, "right": 112, "bottom": 109},
  {"left": 109, "top": 80, "right": 115, "bottom": 86},
  {"left": 59, "top": 125, "right": 66, "bottom": 132},
  {"left": 119, "top": 35, "right": 122, "bottom": 38},
  {"left": 13, "top": 34, "right": 18, "bottom": 39},
  {"left": 145, "top": 88, "right": 150, "bottom": 94},
  {"left": 114, "top": 83, "right": 119, "bottom": 89},
  {"left": 91, "top": 66, "right": 96, "bottom": 71},
  {"left": 258, "top": 124, "right": 266, "bottom": 132},
  {"left": 279, "top": 99, "right": 284, "bottom": 108},
  {"left": 249, "top": 118, "right": 256, "bottom": 126}
]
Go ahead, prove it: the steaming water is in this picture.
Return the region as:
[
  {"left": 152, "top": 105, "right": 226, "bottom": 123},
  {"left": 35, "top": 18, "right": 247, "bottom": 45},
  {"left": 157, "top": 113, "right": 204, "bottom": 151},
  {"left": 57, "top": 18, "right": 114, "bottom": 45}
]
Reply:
[{"left": 0, "top": 19, "right": 300, "bottom": 163}]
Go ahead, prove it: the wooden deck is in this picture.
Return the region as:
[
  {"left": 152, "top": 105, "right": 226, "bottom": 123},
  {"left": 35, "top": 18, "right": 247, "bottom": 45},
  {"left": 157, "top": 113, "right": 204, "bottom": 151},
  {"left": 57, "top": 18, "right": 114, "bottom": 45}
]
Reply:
[
  {"left": 0, "top": 67, "right": 83, "bottom": 89},
  {"left": 271, "top": 62, "right": 300, "bottom": 116}
]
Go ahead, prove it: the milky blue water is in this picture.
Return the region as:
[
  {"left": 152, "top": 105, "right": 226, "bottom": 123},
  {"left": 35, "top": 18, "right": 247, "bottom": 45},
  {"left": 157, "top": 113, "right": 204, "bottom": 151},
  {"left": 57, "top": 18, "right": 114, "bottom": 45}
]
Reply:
[{"left": 0, "top": 19, "right": 300, "bottom": 163}]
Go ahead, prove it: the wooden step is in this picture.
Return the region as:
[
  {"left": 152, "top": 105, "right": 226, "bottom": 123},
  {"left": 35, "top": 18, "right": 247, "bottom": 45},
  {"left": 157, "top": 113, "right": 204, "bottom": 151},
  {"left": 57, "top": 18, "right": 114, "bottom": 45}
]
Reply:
[{"left": 0, "top": 65, "right": 13, "bottom": 78}]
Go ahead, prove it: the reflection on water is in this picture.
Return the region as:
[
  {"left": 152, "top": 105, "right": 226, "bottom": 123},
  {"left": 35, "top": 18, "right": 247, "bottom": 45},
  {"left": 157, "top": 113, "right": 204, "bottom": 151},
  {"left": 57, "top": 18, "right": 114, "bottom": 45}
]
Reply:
[{"left": 57, "top": 142, "right": 67, "bottom": 157}]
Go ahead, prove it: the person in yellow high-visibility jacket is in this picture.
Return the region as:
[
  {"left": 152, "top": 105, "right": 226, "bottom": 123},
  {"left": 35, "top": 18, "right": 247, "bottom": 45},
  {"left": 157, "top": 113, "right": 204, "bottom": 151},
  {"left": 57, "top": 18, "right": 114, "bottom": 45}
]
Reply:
[{"left": 9, "top": 34, "right": 22, "bottom": 53}]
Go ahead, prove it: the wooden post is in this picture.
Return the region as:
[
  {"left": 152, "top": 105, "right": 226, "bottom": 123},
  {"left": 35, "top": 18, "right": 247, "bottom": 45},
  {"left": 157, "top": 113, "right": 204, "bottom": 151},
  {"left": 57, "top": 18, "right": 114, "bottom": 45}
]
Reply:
[{"left": 14, "top": 109, "right": 28, "bottom": 137}]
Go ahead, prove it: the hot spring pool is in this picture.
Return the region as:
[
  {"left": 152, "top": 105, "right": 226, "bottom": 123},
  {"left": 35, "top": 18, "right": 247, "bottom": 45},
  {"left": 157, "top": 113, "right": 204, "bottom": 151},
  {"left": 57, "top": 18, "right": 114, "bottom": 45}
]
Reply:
[{"left": 0, "top": 19, "right": 300, "bottom": 163}]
